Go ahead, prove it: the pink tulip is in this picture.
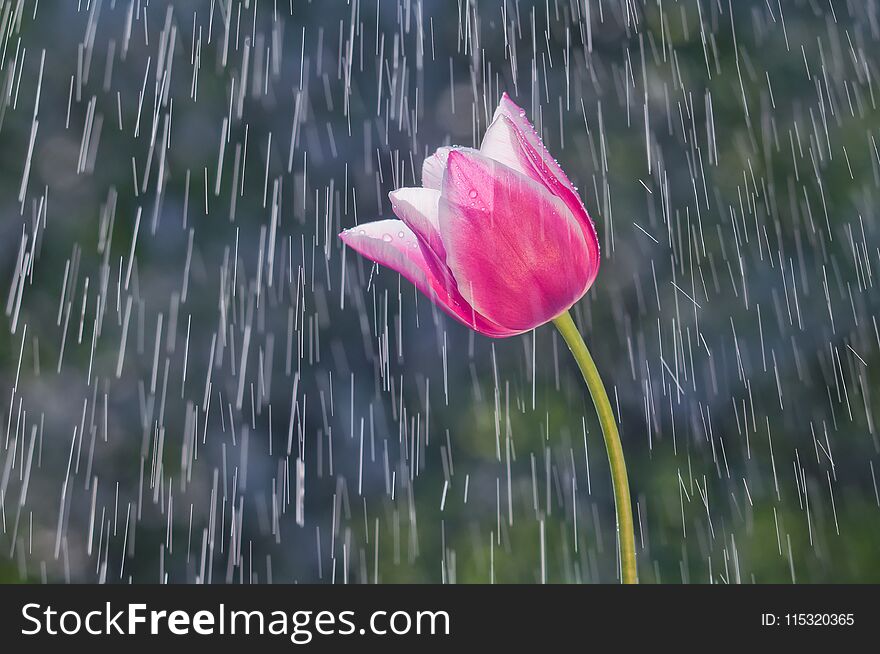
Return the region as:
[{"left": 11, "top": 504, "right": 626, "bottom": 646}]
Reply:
[
  {"left": 340, "top": 93, "right": 600, "bottom": 337},
  {"left": 341, "top": 94, "right": 637, "bottom": 583}
]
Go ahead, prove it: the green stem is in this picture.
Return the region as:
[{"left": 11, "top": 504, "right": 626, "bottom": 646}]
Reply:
[{"left": 553, "top": 310, "right": 638, "bottom": 584}]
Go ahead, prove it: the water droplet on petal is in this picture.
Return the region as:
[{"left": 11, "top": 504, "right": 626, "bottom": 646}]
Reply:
[
  {"left": 469, "top": 190, "right": 478, "bottom": 199},
  {"left": 382, "top": 233, "right": 392, "bottom": 242}
]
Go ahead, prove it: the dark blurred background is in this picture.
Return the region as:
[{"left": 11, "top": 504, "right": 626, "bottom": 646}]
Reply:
[{"left": 0, "top": 0, "right": 878, "bottom": 583}]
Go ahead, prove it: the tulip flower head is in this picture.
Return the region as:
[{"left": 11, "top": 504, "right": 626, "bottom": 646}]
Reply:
[{"left": 340, "top": 93, "right": 600, "bottom": 336}]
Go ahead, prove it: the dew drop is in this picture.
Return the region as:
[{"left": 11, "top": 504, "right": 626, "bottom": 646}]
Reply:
[{"left": 382, "top": 233, "right": 392, "bottom": 242}]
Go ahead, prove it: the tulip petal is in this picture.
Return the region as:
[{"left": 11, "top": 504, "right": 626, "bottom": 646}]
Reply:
[
  {"left": 388, "top": 187, "right": 446, "bottom": 261},
  {"left": 480, "top": 114, "right": 532, "bottom": 176},
  {"left": 421, "top": 146, "right": 482, "bottom": 190},
  {"left": 340, "top": 220, "right": 520, "bottom": 337},
  {"left": 490, "top": 93, "right": 579, "bottom": 198},
  {"left": 440, "top": 150, "right": 594, "bottom": 331},
  {"left": 421, "top": 147, "right": 452, "bottom": 189},
  {"left": 484, "top": 94, "right": 600, "bottom": 290}
]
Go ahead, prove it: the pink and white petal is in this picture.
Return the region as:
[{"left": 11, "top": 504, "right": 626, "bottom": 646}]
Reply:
[
  {"left": 440, "top": 150, "right": 595, "bottom": 331},
  {"left": 492, "top": 93, "right": 579, "bottom": 198},
  {"left": 490, "top": 95, "right": 600, "bottom": 288},
  {"left": 421, "top": 147, "right": 453, "bottom": 190},
  {"left": 421, "top": 146, "right": 482, "bottom": 190},
  {"left": 479, "top": 114, "right": 532, "bottom": 177},
  {"left": 388, "top": 187, "right": 446, "bottom": 261},
  {"left": 340, "top": 220, "right": 519, "bottom": 337}
]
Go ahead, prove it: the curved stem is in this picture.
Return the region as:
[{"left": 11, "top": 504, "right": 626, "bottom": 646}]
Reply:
[{"left": 553, "top": 310, "right": 638, "bottom": 584}]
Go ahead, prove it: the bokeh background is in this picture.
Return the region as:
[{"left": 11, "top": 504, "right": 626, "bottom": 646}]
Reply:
[{"left": 0, "top": 0, "right": 879, "bottom": 583}]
